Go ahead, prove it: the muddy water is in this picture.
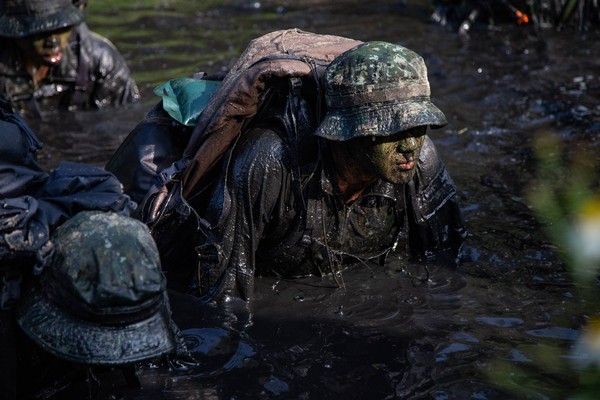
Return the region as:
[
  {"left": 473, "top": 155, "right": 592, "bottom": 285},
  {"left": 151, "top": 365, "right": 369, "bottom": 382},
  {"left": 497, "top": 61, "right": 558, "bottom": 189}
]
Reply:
[{"left": 30, "top": 1, "right": 600, "bottom": 399}]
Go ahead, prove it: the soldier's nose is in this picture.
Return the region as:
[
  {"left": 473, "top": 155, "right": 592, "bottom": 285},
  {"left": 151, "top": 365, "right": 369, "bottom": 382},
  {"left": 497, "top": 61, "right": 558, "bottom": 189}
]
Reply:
[{"left": 396, "top": 137, "right": 418, "bottom": 153}]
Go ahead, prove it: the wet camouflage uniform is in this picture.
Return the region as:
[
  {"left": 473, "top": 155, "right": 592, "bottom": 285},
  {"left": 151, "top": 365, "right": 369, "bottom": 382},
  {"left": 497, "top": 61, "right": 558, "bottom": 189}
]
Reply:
[
  {"left": 186, "top": 42, "right": 466, "bottom": 301},
  {"left": 0, "top": 0, "right": 140, "bottom": 117}
]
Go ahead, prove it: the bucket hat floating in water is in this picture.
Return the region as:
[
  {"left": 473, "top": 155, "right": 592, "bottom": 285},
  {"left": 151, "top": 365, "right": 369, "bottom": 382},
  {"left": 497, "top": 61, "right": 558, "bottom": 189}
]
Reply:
[
  {"left": 314, "top": 41, "right": 447, "bottom": 141},
  {"left": 16, "top": 211, "right": 176, "bottom": 366},
  {"left": 0, "top": 0, "right": 84, "bottom": 38}
]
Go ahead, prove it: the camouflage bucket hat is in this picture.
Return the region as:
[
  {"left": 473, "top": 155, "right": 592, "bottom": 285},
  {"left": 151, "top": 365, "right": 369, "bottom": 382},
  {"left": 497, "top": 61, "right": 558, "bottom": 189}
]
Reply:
[
  {"left": 0, "top": 0, "right": 83, "bottom": 38},
  {"left": 314, "top": 41, "right": 447, "bottom": 141},
  {"left": 16, "top": 211, "right": 176, "bottom": 366}
]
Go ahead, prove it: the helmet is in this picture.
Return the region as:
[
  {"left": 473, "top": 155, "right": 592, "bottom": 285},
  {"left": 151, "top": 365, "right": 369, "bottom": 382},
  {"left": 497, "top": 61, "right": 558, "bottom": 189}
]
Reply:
[
  {"left": 16, "top": 211, "right": 176, "bottom": 366},
  {"left": 0, "top": 0, "right": 83, "bottom": 38},
  {"left": 313, "top": 41, "right": 447, "bottom": 141}
]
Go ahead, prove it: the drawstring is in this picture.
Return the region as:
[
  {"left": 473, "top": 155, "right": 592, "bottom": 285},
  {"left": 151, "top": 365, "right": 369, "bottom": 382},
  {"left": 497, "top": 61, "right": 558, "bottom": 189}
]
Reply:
[{"left": 302, "top": 55, "right": 323, "bottom": 123}]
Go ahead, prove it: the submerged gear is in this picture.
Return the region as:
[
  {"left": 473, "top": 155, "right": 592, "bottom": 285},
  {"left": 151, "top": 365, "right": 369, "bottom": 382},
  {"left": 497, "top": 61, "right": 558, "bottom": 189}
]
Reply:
[
  {"left": 314, "top": 41, "right": 447, "bottom": 141},
  {"left": 0, "top": 0, "right": 83, "bottom": 38},
  {"left": 16, "top": 211, "right": 176, "bottom": 366}
]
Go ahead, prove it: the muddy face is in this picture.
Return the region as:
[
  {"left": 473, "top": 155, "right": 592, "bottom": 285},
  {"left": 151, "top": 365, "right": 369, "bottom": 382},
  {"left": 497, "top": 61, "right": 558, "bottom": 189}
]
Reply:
[
  {"left": 16, "top": 27, "right": 72, "bottom": 67},
  {"left": 345, "top": 126, "right": 427, "bottom": 185}
]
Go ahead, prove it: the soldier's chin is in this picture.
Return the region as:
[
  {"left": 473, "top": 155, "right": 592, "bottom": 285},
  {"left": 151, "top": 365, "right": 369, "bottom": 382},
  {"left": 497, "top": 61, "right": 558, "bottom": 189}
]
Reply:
[{"left": 388, "top": 169, "right": 415, "bottom": 185}]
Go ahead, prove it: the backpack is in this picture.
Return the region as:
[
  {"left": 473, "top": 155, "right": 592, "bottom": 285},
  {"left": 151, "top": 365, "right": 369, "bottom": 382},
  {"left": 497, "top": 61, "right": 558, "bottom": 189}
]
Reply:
[{"left": 132, "top": 29, "right": 362, "bottom": 274}]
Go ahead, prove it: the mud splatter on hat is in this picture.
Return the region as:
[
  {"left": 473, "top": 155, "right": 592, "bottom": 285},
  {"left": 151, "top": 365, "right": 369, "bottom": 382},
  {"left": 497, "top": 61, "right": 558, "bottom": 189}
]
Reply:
[
  {"left": 0, "top": 0, "right": 83, "bottom": 38},
  {"left": 16, "top": 211, "right": 176, "bottom": 366},
  {"left": 314, "top": 41, "right": 447, "bottom": 141}
]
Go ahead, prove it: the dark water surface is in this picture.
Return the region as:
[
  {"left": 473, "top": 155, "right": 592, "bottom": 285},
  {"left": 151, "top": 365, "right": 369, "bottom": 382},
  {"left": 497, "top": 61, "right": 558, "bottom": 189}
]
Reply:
[{"left": 31, "top": 1, "right": 600, "bottom": 399}]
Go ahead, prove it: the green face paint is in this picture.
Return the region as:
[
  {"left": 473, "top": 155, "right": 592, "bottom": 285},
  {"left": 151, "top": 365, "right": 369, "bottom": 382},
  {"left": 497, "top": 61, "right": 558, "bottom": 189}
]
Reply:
[
  {"left": 346, "top": 126, "right": 427, "bottom": 185},
  {"left": 16, "top": 27, "right": 72, "bottom": 67}
]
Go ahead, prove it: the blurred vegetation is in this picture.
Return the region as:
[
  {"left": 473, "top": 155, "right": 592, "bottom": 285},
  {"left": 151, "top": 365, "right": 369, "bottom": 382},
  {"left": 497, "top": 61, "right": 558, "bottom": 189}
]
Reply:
[
  {"left": 529, "top": 133, "right": 600, "bottom": 292},
  {"left": 489, "top": 132, "right": 600, "bottom": 399}
]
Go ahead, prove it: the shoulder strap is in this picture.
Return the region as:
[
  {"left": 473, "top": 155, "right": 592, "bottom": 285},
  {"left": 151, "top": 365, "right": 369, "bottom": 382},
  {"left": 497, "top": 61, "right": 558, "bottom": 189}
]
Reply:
[
  {"left": 254, "top": 75, "right": 322, "bottom": 210},
  {"left": 69, "top": 26, "right": 90, "bottom": 108}
]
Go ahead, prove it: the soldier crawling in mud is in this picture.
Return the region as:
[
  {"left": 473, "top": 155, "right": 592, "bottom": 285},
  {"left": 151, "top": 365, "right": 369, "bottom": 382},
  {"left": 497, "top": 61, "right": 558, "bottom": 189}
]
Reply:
[
  {"left": 0, "top": 0, "right": 140, "bottom": 118},
  {"left": 116, "top": 36, "right": 467, "bottom": 302},
  {"left": 194, "top": 42, "right": 466, "bottom": 301}
]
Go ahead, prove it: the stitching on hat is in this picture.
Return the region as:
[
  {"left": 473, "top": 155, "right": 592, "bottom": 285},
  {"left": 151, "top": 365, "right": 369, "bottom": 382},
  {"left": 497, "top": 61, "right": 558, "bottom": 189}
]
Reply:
[{"left": 327, "top": 84, "right": 431, "bottom": 108}]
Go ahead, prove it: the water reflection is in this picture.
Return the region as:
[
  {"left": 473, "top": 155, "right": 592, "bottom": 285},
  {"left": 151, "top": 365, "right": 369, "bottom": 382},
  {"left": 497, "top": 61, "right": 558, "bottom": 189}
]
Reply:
[{"left": 32, "top": 106, "right": 147, "bottom": 170}]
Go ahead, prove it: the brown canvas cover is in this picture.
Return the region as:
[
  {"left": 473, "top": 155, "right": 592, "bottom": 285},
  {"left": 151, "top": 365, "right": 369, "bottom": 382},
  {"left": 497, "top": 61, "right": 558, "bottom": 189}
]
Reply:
[{"left": 180, "top": 28, "right": 362, "bottom": 197}]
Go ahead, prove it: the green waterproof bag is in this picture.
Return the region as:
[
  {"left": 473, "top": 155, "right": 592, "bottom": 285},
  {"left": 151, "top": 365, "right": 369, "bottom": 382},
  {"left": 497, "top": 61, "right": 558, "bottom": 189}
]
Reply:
[{"left": 154, "top": 78, "right": 221, "bottom": 126}]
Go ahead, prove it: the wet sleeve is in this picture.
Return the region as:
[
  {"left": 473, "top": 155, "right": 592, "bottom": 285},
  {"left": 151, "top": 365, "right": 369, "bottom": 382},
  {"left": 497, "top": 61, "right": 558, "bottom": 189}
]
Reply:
[
  {"left": 197, "top": 128, "right": 287, "bottom": 302},
  {"left": 87, "top": 31, "right": 140, "bottom": 107},
  {"left": 408, "top": 136, "right": 467, "bottom": 266}
]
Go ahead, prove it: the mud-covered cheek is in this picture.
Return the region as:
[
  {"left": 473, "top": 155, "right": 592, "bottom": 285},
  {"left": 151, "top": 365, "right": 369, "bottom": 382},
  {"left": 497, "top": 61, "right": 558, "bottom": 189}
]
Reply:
[
  {"left": 416, "top": 137, "right": 426, "bottom": 157},
  {"left": 366, "top": 144, "right": 392, "bottom": 168},
  {"left": 57, "top": 33, "right": 70, "bottom": 48},
  {"left": 372, "top": 145, "right": 398, "bottom": 176},
  {"left": 32, "top": 39, "right": 45, "bottom": 54}
]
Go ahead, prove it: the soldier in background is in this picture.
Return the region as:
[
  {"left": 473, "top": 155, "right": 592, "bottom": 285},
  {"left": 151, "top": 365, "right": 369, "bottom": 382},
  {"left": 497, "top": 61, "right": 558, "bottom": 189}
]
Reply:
[{"left": 0, "top": 0, "right": 140, "bottom": 118}]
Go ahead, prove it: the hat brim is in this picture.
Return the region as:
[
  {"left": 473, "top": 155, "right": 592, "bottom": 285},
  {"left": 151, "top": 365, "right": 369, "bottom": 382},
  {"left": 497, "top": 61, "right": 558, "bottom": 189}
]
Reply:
[
  {"left": 314, "top": 98, "right": 448, "bottom": 141},
  {"left": 16, "top": 289, "right": 176, "bottom": 366},
  {"left": 0, "top": 7, "right": 83, "bottom": 38}
]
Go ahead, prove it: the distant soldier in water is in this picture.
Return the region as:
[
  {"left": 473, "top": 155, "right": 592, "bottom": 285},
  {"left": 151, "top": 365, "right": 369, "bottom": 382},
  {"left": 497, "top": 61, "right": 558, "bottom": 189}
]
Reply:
[
  {"left": 0, "top": 0, "right": 140, "bottom": 118},
  {"left": 430, "top": 0, "right": 530, "bottom": 34}
]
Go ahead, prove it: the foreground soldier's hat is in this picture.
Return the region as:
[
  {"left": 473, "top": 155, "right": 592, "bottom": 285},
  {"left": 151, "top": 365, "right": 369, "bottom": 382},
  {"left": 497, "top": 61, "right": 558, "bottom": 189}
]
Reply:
[
  {"left": 16, "top": 211, "right": 176, "bottom": 366},
  {"left": 0, "top": 0, "right": 83, "bottom": 38},
  {"left": 314, "top": 41, "right": 447, "bottom": 141}
]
